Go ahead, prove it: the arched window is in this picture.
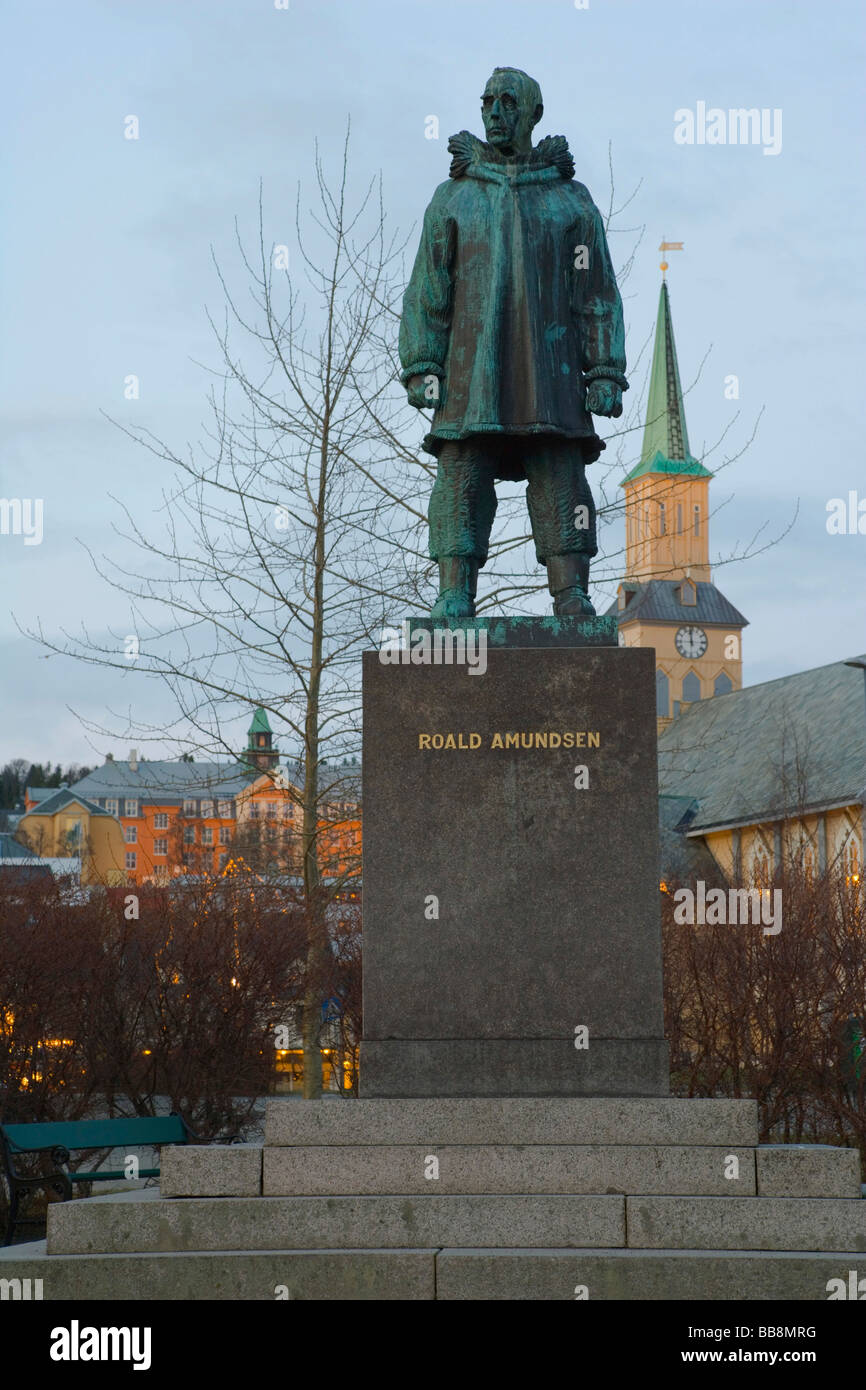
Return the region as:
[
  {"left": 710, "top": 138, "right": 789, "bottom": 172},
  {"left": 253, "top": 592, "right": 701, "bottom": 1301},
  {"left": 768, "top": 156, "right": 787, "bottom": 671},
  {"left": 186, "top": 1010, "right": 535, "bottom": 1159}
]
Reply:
[
  {"left": 694, "top": 504, "right": 701, "bottom": 537},
  {"left": 682, "top": 672, "right": 701, "bottom": 703},
  {"left": 656, "top": 668, "right": 670, "bottom": 718},
  {"left": 659, "top": 502, "right": 666, "bottom": 535},
  {"left": 714, "top": 671, "right": 733, "bottom": 696},
  {"left": 644, "top": 505, "right": 650, "bottom": 537},
  {"left": 676, "top": 503, "right": 683, "bottom": 534},
  {"left": 844, "top": 834, "right": 861, "bottom": 885},
  {"left": 752, "top": 849, "right": 770, "bottom": 889},
  {"left": 802, "top": 845, "right": 814, "bottom": 886}
]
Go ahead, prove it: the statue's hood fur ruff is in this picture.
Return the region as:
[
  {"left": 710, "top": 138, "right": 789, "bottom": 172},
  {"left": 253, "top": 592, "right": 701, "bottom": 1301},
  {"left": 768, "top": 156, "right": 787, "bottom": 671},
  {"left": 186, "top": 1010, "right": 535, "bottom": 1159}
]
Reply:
[{"left": 447, "top": 130, "right": 575, "bottom": 182}]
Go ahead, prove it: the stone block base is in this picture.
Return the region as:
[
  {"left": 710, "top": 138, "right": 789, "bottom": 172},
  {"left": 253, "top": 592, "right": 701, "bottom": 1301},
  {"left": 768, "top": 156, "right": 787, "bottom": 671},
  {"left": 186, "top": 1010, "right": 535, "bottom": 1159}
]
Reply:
[{"left": 359, "top": 1038, "right": 670, "bottom": 1097}]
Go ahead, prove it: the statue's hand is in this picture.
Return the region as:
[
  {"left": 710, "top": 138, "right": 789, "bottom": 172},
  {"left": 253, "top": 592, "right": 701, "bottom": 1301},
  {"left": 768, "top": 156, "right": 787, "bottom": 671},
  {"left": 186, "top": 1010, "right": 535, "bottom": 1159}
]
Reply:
[
  {"left": 407, "top": 373, "right": 444, "bottom": 410},
  {"left": 586, "top": 379, "right": 623, "bottom": 418}
]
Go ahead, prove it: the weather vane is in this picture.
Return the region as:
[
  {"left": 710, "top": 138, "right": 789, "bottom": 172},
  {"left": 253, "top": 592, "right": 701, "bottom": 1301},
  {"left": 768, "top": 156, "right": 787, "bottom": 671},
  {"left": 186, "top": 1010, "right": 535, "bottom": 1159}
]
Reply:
[{"left": 659, "top": 238, "right": 684, "bottom": 278}]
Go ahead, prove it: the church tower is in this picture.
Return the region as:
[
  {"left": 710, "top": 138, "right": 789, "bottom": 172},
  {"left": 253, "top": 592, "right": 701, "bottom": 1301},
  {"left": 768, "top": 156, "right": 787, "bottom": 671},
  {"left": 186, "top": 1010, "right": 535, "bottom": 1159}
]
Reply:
[{"left": 606, "top": 276, "right": 748, "bottom": 732}]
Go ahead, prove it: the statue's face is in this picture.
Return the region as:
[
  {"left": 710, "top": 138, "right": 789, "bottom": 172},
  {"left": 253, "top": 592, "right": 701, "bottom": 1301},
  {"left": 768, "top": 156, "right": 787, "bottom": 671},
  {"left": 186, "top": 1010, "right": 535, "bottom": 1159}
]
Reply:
[{"left": 481, "top": 74, "right": 538, "bottom": 154}]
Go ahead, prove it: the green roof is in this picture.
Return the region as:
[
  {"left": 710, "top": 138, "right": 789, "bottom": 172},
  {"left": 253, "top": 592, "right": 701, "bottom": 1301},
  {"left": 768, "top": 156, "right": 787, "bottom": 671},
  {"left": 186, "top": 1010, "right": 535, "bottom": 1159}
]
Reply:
[
  {"left": 622, "top": 281, "right": 712, "bottom": 485},
  {"left": 247, "top": 707, "right": 273, "bottom": 736}
]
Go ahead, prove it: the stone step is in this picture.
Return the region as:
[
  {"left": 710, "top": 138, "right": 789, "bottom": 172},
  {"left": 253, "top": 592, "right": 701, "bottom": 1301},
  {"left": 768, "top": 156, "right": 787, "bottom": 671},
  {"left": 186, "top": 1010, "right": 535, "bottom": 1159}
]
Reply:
[
  {"left": 161, "top": 1143, "right": 262, "bottom": 1197},
  {"left": 260, "top": 1143, "right": 757, "bottom": 1196},
  {"left": 46, "top": 1189, "right": 625, "bottom": 1255},
  {"left": 757, "top": 1145, "right": 862, "bottom": 1198},
  {"left": 0, "top": 1240, "right": 433, "bottom": 1300},
  {"left": 435, "top": 1249, "right": 866, "bottom": 1301},
  {"left": 627, "top": 1196, "right": 866, "bottom": 1251},
  {"left": 264, "top": 1096, "right": 759, "bottom": 1147},
  {"left": 3, "top": 1238, "right": 863, "bottom": 1300},
  {"left": 160, "top": 1134, "right": 859, "bottom": 1201}
]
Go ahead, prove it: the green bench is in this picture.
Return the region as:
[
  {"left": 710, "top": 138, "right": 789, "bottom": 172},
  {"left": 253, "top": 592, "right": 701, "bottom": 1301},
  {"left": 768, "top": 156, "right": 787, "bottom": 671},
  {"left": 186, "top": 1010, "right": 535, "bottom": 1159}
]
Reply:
[{"left": 1, "top": 1114, "right": 194, "bottom": 1245}]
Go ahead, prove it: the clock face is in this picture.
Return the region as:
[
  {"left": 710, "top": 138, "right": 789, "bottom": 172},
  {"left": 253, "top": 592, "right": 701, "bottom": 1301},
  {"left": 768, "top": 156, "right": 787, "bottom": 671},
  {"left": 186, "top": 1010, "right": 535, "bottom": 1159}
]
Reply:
[{"left": 675, "top": 625, "right": 708, "bottom": 658}]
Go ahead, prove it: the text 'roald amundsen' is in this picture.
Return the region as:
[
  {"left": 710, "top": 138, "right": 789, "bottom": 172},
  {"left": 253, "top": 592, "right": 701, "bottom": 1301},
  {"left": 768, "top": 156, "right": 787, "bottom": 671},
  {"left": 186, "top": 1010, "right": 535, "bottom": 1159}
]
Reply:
[{"left": 418, "top": 731, "right": 601, "bottom": 749}]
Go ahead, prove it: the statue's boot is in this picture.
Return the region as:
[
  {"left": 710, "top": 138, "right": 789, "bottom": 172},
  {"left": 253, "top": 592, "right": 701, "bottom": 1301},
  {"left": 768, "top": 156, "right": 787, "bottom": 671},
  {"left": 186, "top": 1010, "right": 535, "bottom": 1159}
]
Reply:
[
  {"left": 431, "top": 557, "right": 478, "bottom": 621},
  {"left": 547, "top": 553, "right": 596, "bottom": 618}
]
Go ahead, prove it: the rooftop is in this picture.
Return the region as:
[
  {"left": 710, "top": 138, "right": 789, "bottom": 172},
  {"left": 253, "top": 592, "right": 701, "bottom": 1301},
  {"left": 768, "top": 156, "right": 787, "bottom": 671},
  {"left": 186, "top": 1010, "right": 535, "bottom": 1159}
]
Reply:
[
  {"left": 604, "top": 579, "right": 748, "bottom": 629},
  {"left": 658, "top": 655, "right": 866, "bottom": 832}
]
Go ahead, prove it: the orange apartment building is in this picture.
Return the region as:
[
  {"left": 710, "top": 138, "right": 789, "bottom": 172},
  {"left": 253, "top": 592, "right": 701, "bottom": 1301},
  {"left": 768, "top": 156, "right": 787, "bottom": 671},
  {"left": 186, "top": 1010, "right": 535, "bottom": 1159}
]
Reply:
[{"left": 24, "top": 710, "right": 360, "bottom": 886}]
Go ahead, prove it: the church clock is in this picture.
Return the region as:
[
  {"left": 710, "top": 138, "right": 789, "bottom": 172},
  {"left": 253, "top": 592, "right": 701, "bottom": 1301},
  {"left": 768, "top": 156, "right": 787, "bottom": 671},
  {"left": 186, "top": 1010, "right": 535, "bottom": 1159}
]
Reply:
[{"left": 675, "top": 626, "right": 708, "bottom": 659}]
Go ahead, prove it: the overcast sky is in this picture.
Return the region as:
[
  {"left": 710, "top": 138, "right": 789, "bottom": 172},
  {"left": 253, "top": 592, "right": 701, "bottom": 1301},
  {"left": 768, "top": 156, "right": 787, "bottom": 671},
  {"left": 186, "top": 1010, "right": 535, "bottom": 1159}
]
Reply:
[{"left": 2, "top": 0, "right": 864, "bottom": 767}]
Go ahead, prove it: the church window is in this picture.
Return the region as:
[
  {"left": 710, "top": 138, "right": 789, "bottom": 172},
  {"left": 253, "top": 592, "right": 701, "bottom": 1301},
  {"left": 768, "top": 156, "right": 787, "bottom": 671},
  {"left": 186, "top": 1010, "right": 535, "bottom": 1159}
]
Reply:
[
  {"left": 714, "top": 671, "right": 733, "bottom": 696},
  {"left": 802, "top": 845, "right": 814, "bottom": 886},
  {"left": 656, "top": 668, "right": 670, "bottom": 718},
  {"left": 682, "top": 672, "right": 701, "bottom": 703},
  {"left": 694, "top": 504, "right": 701, "bottom": 537},
  {"left": 844, "top": 834, "right": 861, "bottom": 885},
  {"left": 676, "top": 503, "right": 683, "bottom": 534},
  {"left": 659, "top": 502, "right": 666, "bottom": 535},
  {"left": 752, "top": 849, "right": 770, "bottom": 888}
]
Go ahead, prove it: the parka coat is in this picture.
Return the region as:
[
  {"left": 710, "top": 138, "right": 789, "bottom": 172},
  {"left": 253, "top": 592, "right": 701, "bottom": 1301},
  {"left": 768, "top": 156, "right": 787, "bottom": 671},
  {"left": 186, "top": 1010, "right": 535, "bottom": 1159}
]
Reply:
[{"left": 399, "top": 131, "right": 628, "bottom": 477}]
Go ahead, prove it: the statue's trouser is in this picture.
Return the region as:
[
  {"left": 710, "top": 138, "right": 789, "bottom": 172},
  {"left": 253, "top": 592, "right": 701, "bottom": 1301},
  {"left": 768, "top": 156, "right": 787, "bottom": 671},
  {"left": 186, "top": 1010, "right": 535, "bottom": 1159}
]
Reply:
[{"left": 428, "top": 436, "right": 598, "bottom": 612}]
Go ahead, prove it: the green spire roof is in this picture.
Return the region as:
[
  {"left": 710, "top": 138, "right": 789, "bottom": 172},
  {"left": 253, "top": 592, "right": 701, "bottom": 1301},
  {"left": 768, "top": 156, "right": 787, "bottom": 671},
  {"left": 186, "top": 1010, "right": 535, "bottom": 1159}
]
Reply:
[
  {"left": 247, "top": 707, "right": 272, "bottom": 737},
  {"left": 622, "top": 281, "right": 712, "bottom": 485}
]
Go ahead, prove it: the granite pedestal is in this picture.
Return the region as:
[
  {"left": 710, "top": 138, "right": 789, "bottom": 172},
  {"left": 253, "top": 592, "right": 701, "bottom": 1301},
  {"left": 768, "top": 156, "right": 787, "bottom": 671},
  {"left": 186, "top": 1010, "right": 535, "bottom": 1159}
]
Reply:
[{"left": 360, "top": 617, "right": 669, "bottom": 1096}]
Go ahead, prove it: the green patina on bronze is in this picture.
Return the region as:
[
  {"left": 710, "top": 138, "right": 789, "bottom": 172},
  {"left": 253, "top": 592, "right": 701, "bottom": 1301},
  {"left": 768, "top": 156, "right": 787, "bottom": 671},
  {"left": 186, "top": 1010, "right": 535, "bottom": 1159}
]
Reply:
[
  {"left": 399, "top": 66, "right": 628, "bottom": 622},
  {"left": 407, "top": 614, "right": 619, "bottom": 648}
]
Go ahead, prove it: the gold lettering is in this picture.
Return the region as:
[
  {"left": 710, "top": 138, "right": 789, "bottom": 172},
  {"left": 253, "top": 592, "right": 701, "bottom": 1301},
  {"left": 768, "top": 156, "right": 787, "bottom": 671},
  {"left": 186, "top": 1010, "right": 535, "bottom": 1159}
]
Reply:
[
  {"left": 432, "top": 734, "right": 444, "bottom": 749},
  {"left": 535, "top": 733, "right": 548, "bottom": 748},
  {"left": 470, "top": 733, "right": 481, "bottom": 748},
  {"left": 444, "top": 734, "right": 456, "bottom": 749},
  {"left": 575, "top": 732, "right": 585, "bottom": 747},
  {"left": 505, "top": 733, "right": 519, "bottom": 748},
  {"left": 491, "top": 733, "right": 503, "bottom": 748},
  {"left": 549, "top": 732, "right": 561, "bottom": 748},
  {"left": 588, "top": 732, "right": 600, "bottom": 747},
  {"left": 418, "top": 734, "right": 431, "bottom": 749},
  {"left": 563, "top": 733, "right": 574, "bottom": 748}
]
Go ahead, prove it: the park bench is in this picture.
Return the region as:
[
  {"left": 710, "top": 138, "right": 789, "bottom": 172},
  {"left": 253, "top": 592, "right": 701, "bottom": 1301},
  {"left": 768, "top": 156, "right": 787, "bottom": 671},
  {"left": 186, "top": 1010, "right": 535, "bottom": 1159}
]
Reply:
[{"left": 1, "top": 1114, "right": 194, "bottom": 1245}]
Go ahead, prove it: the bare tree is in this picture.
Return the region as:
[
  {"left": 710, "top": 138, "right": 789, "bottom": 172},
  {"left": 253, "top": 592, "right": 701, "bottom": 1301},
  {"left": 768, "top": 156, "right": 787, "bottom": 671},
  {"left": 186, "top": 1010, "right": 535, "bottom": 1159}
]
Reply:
[{"left": 23, "top": 132, "right": 425, "bottom": 1096}]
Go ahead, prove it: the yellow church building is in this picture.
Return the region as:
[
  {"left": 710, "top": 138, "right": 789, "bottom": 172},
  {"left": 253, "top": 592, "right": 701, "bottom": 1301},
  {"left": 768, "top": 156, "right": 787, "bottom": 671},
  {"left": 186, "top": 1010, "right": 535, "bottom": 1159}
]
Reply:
[
  {"left": 610, "top": 275, "right": 864, "bottom": 890},
  {"left": 606, "top": 279, "right": 747, "bottom": 733}
]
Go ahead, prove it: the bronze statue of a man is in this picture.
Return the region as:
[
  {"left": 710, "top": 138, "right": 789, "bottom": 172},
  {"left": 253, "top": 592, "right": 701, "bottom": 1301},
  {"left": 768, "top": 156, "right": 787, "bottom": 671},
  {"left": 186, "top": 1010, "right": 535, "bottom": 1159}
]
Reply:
[{"left": 399, "top": 67, "right": 628, "bottom": 620}]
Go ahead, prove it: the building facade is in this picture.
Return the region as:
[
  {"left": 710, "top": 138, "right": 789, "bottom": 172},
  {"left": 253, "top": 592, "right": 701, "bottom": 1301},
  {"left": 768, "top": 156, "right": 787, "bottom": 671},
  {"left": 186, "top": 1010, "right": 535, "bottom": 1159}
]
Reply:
[{"left": 22, "top": 709, "right": 360, "bottom": 886}]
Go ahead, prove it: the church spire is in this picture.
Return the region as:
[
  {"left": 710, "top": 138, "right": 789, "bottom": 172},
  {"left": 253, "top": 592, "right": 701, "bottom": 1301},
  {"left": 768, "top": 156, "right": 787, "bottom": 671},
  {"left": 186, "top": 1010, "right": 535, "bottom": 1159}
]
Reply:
[
  {"left": 621, "top": 280, "right": 712, "bottom": 581},
  {"left": 628, "top": 281, "right": 709, "bottom": 481},
  {"left": 642, "top": 280, "right": 692, "bottom": 468}
]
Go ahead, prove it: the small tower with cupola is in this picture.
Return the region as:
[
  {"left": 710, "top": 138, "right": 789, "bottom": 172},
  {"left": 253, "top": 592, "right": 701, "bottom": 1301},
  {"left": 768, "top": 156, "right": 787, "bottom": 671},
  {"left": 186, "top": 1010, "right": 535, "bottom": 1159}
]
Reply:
[{"left": 242, "top": 707, "right": 280, "bottom": 772}]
